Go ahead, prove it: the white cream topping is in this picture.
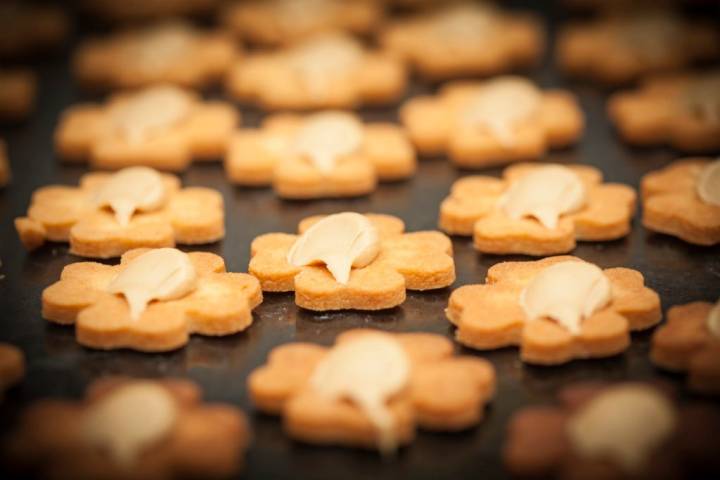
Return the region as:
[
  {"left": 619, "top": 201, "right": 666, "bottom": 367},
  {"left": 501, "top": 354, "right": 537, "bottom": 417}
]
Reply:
[
  {"left": 94, "top": 167, "right": 167, "bottom": 227},
  {"left": 499, "top": 165, "right": 587, "bottom": 229},
  {"left": 81, "top": 382, "right": 178, "bottom": 468},
  {"left": 696, "top": 159, "right": 720, "bottom": 207},
  {"left": 432, "top": 4, "right": 495, "bottom": 40},
  {"left": 107, "top": 248, "right": 197, "bottom": 321},
  {"left": 567, "top": 384, "right": 677, "bottom": 474},
  {"left": 287, "top": 212, "right": 380, "bottom": 284},
  {"left": 685, "top": 74, "right": 720, "bottom": 125},
  {"left": 520, "top": 261, "right": 612, "bottom": 335},
  {"left": 311, "top": 334, "right": 410, "bottom": 453},
  {"left": 134, "top": 22, "right": 194, "bottom": 71},
  {"left": 707, "top": 298, "right": 720, "bottom": 338},
  {"left": 288, "top": 34, "right": 363, "bottom": 95},
  {"left": 292, "top": 112, "right": 364, "bottom": 173},
  {"left": 276, "top": 0, "right": 329, "bottom": 27}
]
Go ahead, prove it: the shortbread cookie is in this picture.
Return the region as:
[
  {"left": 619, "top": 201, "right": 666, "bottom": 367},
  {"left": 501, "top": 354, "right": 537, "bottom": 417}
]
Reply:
[
  {"left": 42, "top": 248, "right": 262, "bottom": 352},
  {"left": 225, "top": 111, "right": 416, "bottom": 198},
  {"left": 0, "top": 343, "right": 24, "bottom": 399},
  {"left": 0, "top": 2, "right": 70, "bottom": 58},
  {"left": 249, "top": 329, "right": 495, "bottom": 451},
  {"left": 222, "top": 0, "right": 383, "bottom": 46},
  {"left": 400, "top": 76, "right": 583, "bottom": 168},
  {"left": 81, "top": 0, "right": 221, "bottom": 21},
  {"left": 447, "top": 256, "right": 661, "bottom": 364},
  {"left": 380, "top": 3, "right": 543, "bottom": 80},
  {"left": 0, "top": 69, "right": 35, "bottom": 121},
  {"left": 7, "top": 377, "right": 250, "bottom": 480},
  {"left": 55, "top": 85, "right": 238, "bottom": 170},
  {"left": 440, "top": 163, "right": 636, "bottom": 256},
  {"left": 227, "top": 32, "right": 407, "bottom": 110},
  {"left": 558, "top": 11, "right": 720, "bottom": 84},
  {"left": 641, "top": 158, "right": 720, "bottom": 246},
  {"left": 15, "top": 167, "right": 224, "bottom": 257},
  {"left": 652, "top": 299, "right": 720, "bottom": 395},
  {"left": 74, "top": 22, "right": 237, "bottom": 90},
  {"left": 504, "top": 382, "right": 720, "bottom": 479},
  {"left": 0, "top": 140, "right": 10, "bottom": 187},
  {"left": 608, "top": 71, "right": 720, "bottom": 151},
  {"left": 249, "top": 212, "right": 455, "bottom": 310}
]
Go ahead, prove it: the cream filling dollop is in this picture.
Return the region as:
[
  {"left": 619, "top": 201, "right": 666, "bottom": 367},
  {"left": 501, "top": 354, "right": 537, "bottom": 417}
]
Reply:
[
  {"left": 696, "top": 159, "right": 720, "bottom": 207},
  {"left": 81, "top": 382, "right": 178, "bottom": 468},
  {"left": 520, "top": 261, "right": 612, "bottom": 335},
  {"left": 685, "top": 74, "right": 720, "bottom": 125},
  {"left": 287, "top": 212, "right": 380, "bottom": 284},
  {"left": 432, "top": 4, "right": 495, "bottom": 41},
  {"left": 276, "top": 0, "right": 328, "bottom": 28},
  {"left": 288, "top": 34, "right": 363, "bottom": 96},
  {"left": 94, "top": 167, "right": 167, "bottom": 227},
  {"left": 291, "top": 112, "right": 364, "bottom": 173},
  {"left": 706, "top": 298, "right": 720, "bottom": 338},
  {"left": 107, "top": 248, "right": 197, "bottom": 321},
  {"left": 462, "top": 77, "right": 542, "bottom": 147},
  {"left": 310, "top": 334, "right": 410, "bottom": 453},
  {"left": 499, "top": 165, "right": 587, "bottom": 230},
  {"left": 567, "top": 384, "right": 677, "bottom": 474},
  {"left": 134, "top": 22, "right": 193, "bottom": 71}
]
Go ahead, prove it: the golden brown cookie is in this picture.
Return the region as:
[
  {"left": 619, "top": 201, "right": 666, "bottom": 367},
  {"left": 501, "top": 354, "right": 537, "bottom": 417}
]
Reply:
[
  {"left": 81, "top": 0, "right": 222, "bottom": 21},
  {"left": 15, "top": 167, "right": 224, "bottom": 257},
  {"left": 503, "top": 382, "right": 720, "bottom": 479},
  {"left": 222, "top": 0, "right": 383, "bottom": 47},
  {"left": 6, "top": 377, "right": 250, "bottom": 480},
  {"left": 0, "top": 343, "right": 24, "bottom": 398},
  {"left": 447, "top": 256, "right": 661, "bottom": 365},
  {"left": 380, "top": 2, "right": 543, "bottom": 80},
  {"left": 400, "top": 76, "right": 583, "bottom": 168},
  {"left": 225, "top": 111, "right": 416, "bottom": 198},
  {"left": 608, "top": 72, "right": 720, "bottom": 152},
  {"left": 640, "top": 158, "right": 720, "bottom": 246},
  {"left": 227, "top": 32, "right": 407, "bottom": 110},
  {"left": 74, "top": 21, "right": 237, "bottom": 90},
  {"left": 55, "top": 85, "right": 238, "bottom": 170},
  {"left": 0, "top": 69, "right": 35, "bottom": 122},
  {"left": 440, "top": 163, "right": 636, "bottom": 256},
  {"left": 0, "top": 2, "right": 70, "bottom": 58},
  {"left": 248, "top": 329, "right": 495, "bottom": 451},
  {"left": 42, "top": 248, "right": 262, "bottom": 352},
  {"left": 249, "top": 213, "right": 455, "bottom": 310},
  {"left": 651, "top": 300, "right": 720, "bottom": 395},
  {"left": 0, "top": 139, "right": 10, "bottom": 187}
]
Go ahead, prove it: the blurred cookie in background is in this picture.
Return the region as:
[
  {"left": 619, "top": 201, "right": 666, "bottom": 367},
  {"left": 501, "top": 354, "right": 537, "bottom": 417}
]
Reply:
[
  {"left": 0, "top": 69, "right": 36, "bottom": 123},
  {"left": 80, "top": 0, "right": 222, "bottom": 22},
  {"left": 0, "top": 2, "right": 71, "bottom": 58}
]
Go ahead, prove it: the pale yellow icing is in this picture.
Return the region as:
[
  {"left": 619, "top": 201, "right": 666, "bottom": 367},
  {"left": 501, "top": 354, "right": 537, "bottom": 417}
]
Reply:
[
  {"left": 94, "top": 167, "right": 167, "bottom": 227},
  {"left": 696, "top": 159, "right": 720, "bottom": 207},
  {"left": 707, "top": 298, "right": 720, "bottom": 338},
  {"left": 292, "top": 112, "right": 364, "bottom": 173}
]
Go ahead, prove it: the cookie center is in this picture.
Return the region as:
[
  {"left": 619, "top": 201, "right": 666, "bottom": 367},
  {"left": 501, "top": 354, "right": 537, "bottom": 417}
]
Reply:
[
  {"left": 94, "top": 166, "right": 167, "bottom": 226},
  {"left": 287, "top": 212, "right": 380, "bottom": 284},
  {"left": 289, "top": 34, "right": 363, "bottom": 95},
  {"left": 432, "top": 4, "right": 495, "bottom": 41},
  {"left": 696, "top": 159, "right": 720, "bottom": 207},
  {"left": 276, "top": 0, "right": 330, "bottom": 28},
  {"left": 134, "top": 22, "right": 193, "bottom": 71},
  {"left": 291, "top": 112, "right": 364, "bottom": 173},
  {"left": 310, "top": 334, "right": 410, "bottom": 453},
  {"left": 566, "top": 385, "right": 677, "bottom": 474},
  {"left": 107, "top": 248, "right": 197, "bottom": 321},
  {"left": 706, "top": 299, "right": 720, "bottom": 338},
  {"left": 519, "top": 261, "right": 612, "bottom": 335},
  {"left": 81, "top": 382, "right": 178, "bottom": 468},
  {"left": 499, "top": 165, "right": 587, "bottom": 229}
]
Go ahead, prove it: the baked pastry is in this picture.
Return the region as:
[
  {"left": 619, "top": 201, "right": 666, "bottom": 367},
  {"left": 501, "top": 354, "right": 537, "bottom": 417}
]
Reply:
[
  {"left": 0, "top": 2, "right": 70, "bottom": 58},
  {"left": 0, "top": 343, "right": 24, "bottom": 400},
  {"left": 81, "top": 0, "right": 222, "bottom": 21},
  {"left": 0, "top": 69, "right": 35, "bottom": 122}
]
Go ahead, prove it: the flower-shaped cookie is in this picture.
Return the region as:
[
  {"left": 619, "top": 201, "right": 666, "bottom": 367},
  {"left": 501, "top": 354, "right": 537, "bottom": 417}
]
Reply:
[
  {"left": 249, "top": 329, "right": 495, "bottom": 451},
  {"left": 447, "top": 256, "right": 661, "bottom": 365},
  {"left": 440, "top": 163, "right": 636, "bottom": 256},
  {"left": 6, "top": 377, "right": 250, "bottom": 480},
  {"left": 0, "top": 343, "right": 24, "bottom": 399},
  {"left": 0, "top": 69, "right": 35, "bottom": 122},
  {"left": 249, "top": 213, "right": 455, "bottom": 311},
  {"left": 640, "top": 158, "right": 720, "bottom": 245},
  {"left": 0, "top": 139, "right": 10, "bottom": 187},
  {"left": 15, "top": 167, "right": 225, "bottom": 258},
  {"left": 652, "top": 300, "right": 720, "bottom": 395},
  {"left": 503, "top": 382, "right": 720, "bottom": 479},
  {"left": 380, "top": 3, "right": 543, "bottom": 80},
  {"left": 225, "top": 111, "right": 416, "bottom": 198},
  {"left": 55, "top": 85, "right": 238, "bottom": 171},
  {"left": 0, "top": 2, "right": 70, "bottom": 58},
  {"left": 42, "top": 248, "right": 262, "bottom": 352},
  {"left": 557, "top": 10, "right": 720, "bottom": 84},
  {"left": 73, "top": 22, "right": 237, "bottom": 90},
  {"left": 81, "top": 0, "right": 221, "bottom": 21},
  {"left": 400, "top": 76, "right": 583, "bottom": 168},
  {"left": 227, "top": 32, "right": 407, "bottom": 110},
  {"left": 222, "top": 0, "right": 383, "bottom": 47},
  {"left": 608, "top": 72, "right": 720, "bottom": 152}
]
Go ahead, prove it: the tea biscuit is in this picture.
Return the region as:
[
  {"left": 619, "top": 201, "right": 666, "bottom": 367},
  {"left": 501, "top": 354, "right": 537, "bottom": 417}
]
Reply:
[
  {"left": 0, "top": 2, "right": 70, "bottom": 58},
  {"left": 608, "top": 72, "right": 720, "bottom": 152},
  {"left": 503, "top": 382, "right": 720, "bottom": 479},
  {"left": 74, "top": 22, "right": 237, "bottom": 90},
  {"left": 15, "top": 167, "right": 225, "bottom": 257},
  {"left": 640, "top": 158, "right": 720, "bottom": 246},
  {"left": 439, "top": 163, "right": 636, "bottom": 256},
  {"left": 0, "top": 69, "right": 35, "bottom": 122},
  {"left": 55, "top": 85, "right": 238, "bottom": 170},
  {"left": 558, "top": 11, "right": 720, "bottom": 84},
  {"left": 42, "top": 248, "right": 262, "bottom": 352},
  {"left": 249, "top": 213, "right": 455, "bottom": 310},
  {"left": 400, "top": 76, "right": 583, "bottom": 168},
  {"left": 222, "top": 0, "right": 383, "bottom": 47},
  {"left": 651, "top": 300, "right": 720, "bottom": 395},
  {"left": 0, "top": 140, "right": 10, "bottom": 187},
  {"left": 7, "top": 377, "right": 250, "bottom": 480},
  {"left": 227, "top": 32, "right": 407, "bottom": 110},
  {"left": 248, "top": 329, "right": 495, "bottom": 451},
  {"left": 446, "top": 256, "right": 661, "bottom": 365},
  {"left": 0, "top": 343, "right": 24, "bottom": 398},
  {"left": 81, "top": 0, "right": 222, "bottom": 22},
  {"left": 225, "top": 111, "right": 416, "bottom": 198},
  {"left": 380, "top": 3, "right": 543, "bottom": 80}
]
